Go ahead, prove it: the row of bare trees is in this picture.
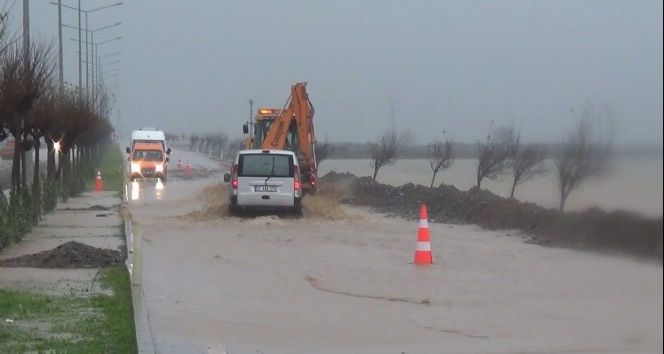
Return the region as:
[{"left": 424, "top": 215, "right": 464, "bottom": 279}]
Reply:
[
  {"left": 187, "top": 133, "right": 229, "bottom": 156},
  {"left": 368, "top": 106, "right": 611, "bottom": 212},
  {"left": 476, "top": 125, "right": 547, "bottom": 198},
  {"left": 0, "top": 44, "right": 113, "bottom": 191},
  {"left": 0, "top": 16, "right": 114, "bottom": 197}
]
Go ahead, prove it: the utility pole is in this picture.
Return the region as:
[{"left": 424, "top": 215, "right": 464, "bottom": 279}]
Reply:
[
  {"left": 85, "top": 12, "right": 89, "bottom": 95},
  {"left": 58, "top": 0, "right": 63, "bottom": 90},
  {"left": 78, "top": 0, "right": 82, "bottom": 94},
  {"left": 389, "top": 98, "right": 396, "bottom": 131},
  {"left": 246, "top": 99, "right": 254, "bottom": 148},
  {"left": 21, "top": 0, "right": 30, "bottom": 189},
  {"left": 249, "top": 99, "right": 254, "bottom": 124},
  {"left": 22, "top": 0, "right": 29, "bottom": 62}
]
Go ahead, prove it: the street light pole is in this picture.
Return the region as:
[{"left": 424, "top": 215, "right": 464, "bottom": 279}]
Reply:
[
  {"left": 51, "top": 1, "right": 123, "bottom": 95},
  {"left": 85, "top": 12, "right": 89, "bottom": 94},
  {"left": 71, "top": 35, "right": 121, "bottom": 114},
  {"left": 23, "top": 0, "right": 30, "bottom": 65},
  {"left": 57, "top": 0, "right": 63, "bottom": 90},
  {"left": 89, "top": 22, "right": 121, "bottom": 97},
  {"left": 249, "top": 99, "right": 254, "bottom": 123},
  {"left": 95, "top": 51, "right": 121, "bottom": 95},
  {"left": 78, "top": 0, "right": 82, "bottom": 94}
]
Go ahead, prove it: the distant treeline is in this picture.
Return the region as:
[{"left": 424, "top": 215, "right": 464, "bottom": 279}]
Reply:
[{"left": 324, "top": 142, "right": 663, "bottom": 160}]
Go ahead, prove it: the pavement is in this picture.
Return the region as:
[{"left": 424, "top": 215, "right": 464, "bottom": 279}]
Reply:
[{"left": 0, "top": 187, "right": 155, "bottom": 353}]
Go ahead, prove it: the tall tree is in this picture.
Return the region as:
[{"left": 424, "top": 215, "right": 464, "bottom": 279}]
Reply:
[
  {"left": 370, "top": 129, "right": 400, "bottom": 180},
  {"left": 556, "top": 106, "right": 612, "bottom": 212},
  {"left": 476, "top": 125, "right": 514, "bottom": 189},
  {"left": 427, "top": 139, "right": 455, "bottom": 188},
  {"left": 509, "top": 134, "right": 547, "bottom": 198}
]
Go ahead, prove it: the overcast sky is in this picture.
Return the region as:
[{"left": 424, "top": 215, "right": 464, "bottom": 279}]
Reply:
[{"left": 6, "top": 0, "right": 664, "bottom": 145}]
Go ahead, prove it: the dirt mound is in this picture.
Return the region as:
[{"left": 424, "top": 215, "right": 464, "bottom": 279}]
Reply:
[
  {"left": 334, "top": 173, "right": 663, "bottom": 261},
  {"left": 0, "top": 241, "right": 124, "bottom": 269}
]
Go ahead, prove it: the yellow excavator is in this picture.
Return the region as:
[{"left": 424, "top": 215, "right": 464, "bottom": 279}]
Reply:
[{"left": 243, "top": 82, "right": 318, "bottom": 193}]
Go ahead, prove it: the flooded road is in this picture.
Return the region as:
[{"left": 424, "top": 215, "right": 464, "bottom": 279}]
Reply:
[{"left": 125, "top": 149, "right": 662, "bottom": 354}]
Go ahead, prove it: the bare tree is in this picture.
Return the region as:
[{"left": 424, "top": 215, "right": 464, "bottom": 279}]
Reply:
[
  {"left": 555, "top": 106, "right": 611, "bottom": 212},
  {"left": 427, "top": 139, "right": 455, "bottom": 188},
  {"left": 370, "top": 130, "right": 399, "bottom": 180},
  {"left": 0, "top": 6, "right": 9, "bottom": 54},
  {"left": 509, "top": 134, "right": 547, "bottom": 198},
  {"left": 0, "top": 40, "right": 54, "bottom": 192},
  {"left": 476, "top": 125, "right": 514, "bottom": 189}
]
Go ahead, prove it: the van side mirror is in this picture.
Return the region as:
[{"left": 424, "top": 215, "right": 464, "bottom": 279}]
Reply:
[
  {"left": 223, "top": 173, "right": 231, "bottom": 183},
  {"left": 125, "top": 147, "right": 130, "bottom": 154},
  {"left": 242, "top": 124, "right": 249, "bottom": 134}
]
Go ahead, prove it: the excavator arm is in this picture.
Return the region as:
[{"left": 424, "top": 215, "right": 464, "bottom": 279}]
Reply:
[{"left": 261, "top": 82, "right": 318, "bottom": 190}]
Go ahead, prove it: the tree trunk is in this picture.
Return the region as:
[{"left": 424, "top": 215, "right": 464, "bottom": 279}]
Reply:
[
  {"left": 20, "top": 149, "right": 27, "bottom": 188},
  {"left": 11, "top": 134, "right": 21, "bottom": 194},
  {"left": 372, "top": 165, "right": 379, "bottom": 180},
  {"left": 46, "top": 140, "right": 55, "bottom": 179},
  {"left": 559, "top": 189, "right": 568, "bottom": 212},
  {"left": 33, "top": 138, "right": 40, "bottom": 187},
  {"left": 430, "top": 171, "right": 437, "bottom": 188},
  {"left": 62, "top": 151, "right": 70, "bottom": 197},
  {"left": 510, "top": 178, "right": 517, "bottom": 198},
  {"left": 71, "top": 148, "right": 76, "bottom": 177}
]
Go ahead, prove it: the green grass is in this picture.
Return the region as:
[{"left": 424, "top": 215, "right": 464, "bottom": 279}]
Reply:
[
  {"left": 0, "top": 266, "right": 137, "bottom": 353},
  {"left": 87, "top": 143, "right": 126, "bottom": 192}
]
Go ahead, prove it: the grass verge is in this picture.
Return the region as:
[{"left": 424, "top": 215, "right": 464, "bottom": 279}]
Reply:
[
  {"left": 0, "top": 266, "right": 136, "bottom": 353},
  {"left": 87, "top": 143, "right": 126, "bottom": 192},
  {"left": 0, "top": 144, "right": 137, "bottom": 353}
]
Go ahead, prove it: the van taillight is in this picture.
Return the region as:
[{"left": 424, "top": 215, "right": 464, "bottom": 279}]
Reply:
[
  {"left": 293, "top": 165, "right": 301, "bottom": 190},
  {"left": 231, "top": 165, "right": 238, "bottom": 189}
]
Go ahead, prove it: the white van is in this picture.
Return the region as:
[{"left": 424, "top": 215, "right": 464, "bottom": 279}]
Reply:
[{"left": 223, "top": 149, "right": 303, "bottom": 215}]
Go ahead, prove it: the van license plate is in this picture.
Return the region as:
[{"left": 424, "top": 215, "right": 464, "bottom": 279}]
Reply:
[{"left": 255, "top": 185, "right": 277, "bottom": 192}]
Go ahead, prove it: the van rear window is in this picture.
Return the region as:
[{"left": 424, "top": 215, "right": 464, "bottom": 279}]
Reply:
[{"left": 238, "top": 154, "right": 293, "bottom": 177}]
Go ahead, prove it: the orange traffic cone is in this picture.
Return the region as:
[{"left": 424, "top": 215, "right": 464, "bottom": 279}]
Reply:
[
  {"left": 177, "top": 155, "right": 182, "bottom": 170},
  {"left": 95, "top": 171, "right": 103, "bottom": 192},
  {"left": 185, "top": 160, "right": 191, "bottom": 175},
  {"left": 414, "top": 204, "right": 433, "bottom": 264}
]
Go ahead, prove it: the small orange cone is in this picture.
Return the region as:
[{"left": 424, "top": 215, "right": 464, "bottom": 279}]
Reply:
[
  {"left": 95, "top": 171, "right": 103, "bottom": 192},
  {"left": 177, "top": 156, "right": 182, "bottom": 170},
  {"left": 414, "top": 204, "right": 433, "bottom": 264},
  {"left": 185, "top": 160, "right": 191, "bottom": 175}
]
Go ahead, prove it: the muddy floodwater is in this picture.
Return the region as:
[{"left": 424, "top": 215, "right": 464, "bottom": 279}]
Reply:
[{"left": 125, "top": 150, "right": 662, "bottom": 354}]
